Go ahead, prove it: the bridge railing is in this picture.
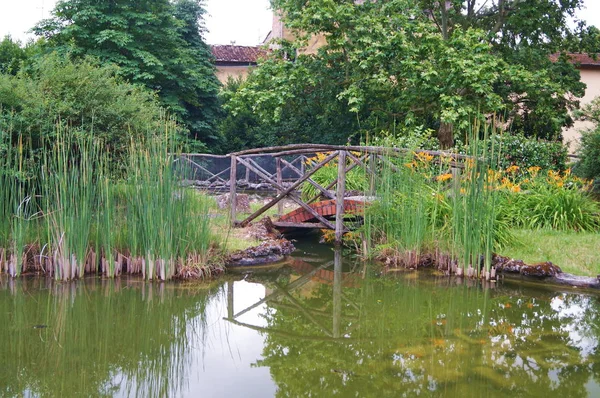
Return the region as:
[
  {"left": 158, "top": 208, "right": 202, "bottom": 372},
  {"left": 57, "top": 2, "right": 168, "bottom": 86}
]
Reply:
[
  {"left": 175, "top": 152, "right": 311, "bottom": 190},
  {"left": 223, "top": 144, "right": 471, "bottom": 243},
  {"left": 175, "top": 145, "right": 472, "bottom": 243}
]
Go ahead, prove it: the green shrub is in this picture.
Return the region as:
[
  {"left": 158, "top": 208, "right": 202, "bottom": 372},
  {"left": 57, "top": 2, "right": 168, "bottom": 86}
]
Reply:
[
  {"left": 0, "top": 52, "right": 168, "bottom": 171},
  {"left": 574, "top": 127, "right": 600, "bottom": 191},
  {"left": 498, "top": 185, "right": 600, "bottom": 232},
  {"left": 368, "top": 130, "right": 568, "bottom": 173},
  {"left": 485, "top": 133, "right": 568, "bottom": 172}
]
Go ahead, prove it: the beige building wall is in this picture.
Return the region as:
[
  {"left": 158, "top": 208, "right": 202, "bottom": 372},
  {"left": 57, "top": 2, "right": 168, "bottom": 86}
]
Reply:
[
  {"left": 215, "top": 65, "right": 252, "bottom": 84},
  {"left": 563, "top": 68, "right": 600, "bottom": 152},
  {"left": 269, "top": 10, "right": 327, "bottom": 55}
]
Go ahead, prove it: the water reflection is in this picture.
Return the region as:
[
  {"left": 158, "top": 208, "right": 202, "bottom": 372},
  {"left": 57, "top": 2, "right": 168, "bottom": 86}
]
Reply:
[
  {"left": 235, "top": 248, "right": 600, "bottom": 397},
  {"left": 0, "top": 276, "right": 219, "bottom": 397},
  {"left": 2, "top": 248, "right": 600, "bottom": 397}
]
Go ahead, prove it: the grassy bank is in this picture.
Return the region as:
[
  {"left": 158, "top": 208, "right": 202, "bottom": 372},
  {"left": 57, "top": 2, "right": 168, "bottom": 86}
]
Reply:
[
  {"left": 501, "top": 229, "right": 600, "bottom": 276},
  {"left": 357, "top": 133, "right": 599, "bottom": 278}
]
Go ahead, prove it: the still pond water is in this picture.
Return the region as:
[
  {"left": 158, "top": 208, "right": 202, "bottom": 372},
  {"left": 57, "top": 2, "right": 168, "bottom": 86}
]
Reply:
[{"left": 1, "top": 240, "right": 600, "bottom": 397}]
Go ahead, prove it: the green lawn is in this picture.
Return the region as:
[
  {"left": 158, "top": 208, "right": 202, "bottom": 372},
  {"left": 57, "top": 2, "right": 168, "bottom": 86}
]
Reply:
[{"left": 501, "top": 229, "right": 600, "bottom": 276}]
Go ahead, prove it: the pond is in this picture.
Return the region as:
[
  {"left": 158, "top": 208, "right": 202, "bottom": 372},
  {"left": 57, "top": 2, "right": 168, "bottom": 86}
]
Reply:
[{"left": 1, "top": 239, "right": 600, "bottom": 397}]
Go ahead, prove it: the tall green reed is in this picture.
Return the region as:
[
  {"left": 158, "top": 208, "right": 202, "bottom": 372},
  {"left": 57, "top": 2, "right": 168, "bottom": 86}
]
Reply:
[
  {"left": 42, "top": 129, "right": 99, "bottom": 280},
  {"left": 364, "top": 123, "right": 505, "bottom": 278},
  {"left": 126, "top": 131, "right": 215, "bottom": 280},
  {"left": 368, "top": 150, "right": 432, "bottom": 266},
  {"left": 0, "top": 128, "right": 35, "bottom": 277},
  {"left": 2, "top": 118, "right": 220, "bottom": 281},
  {"left": 449, "top": 124, "right": 500, "bottom": 278},
  {"left": 96, "top": 157, "right": 117, "bottom": 277}
]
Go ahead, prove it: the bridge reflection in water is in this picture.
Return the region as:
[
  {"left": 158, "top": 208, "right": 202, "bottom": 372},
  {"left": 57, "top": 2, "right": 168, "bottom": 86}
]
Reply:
[
  {"left": 225, "top": 247, "right": 360, "bottom": 340},
  {"left": 223, "top": 247, "right": 600, "bottom": 397}
]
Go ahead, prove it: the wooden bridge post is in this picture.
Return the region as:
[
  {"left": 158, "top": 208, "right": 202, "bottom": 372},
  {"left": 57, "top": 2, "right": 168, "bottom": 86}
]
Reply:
[
  {"left": 368, "top": 153, "right": 376, "bottom": 196},
  {"left": 335, "top": 150, "right": 347, "bottom": 244},
  {"left": 227, "top": 281, "right": 234, "bottom": 319},
  {"left": 229, "top": 155, "right": 237, "bottom": 226},
  {"left": 332, "top": 246, "right": 342, "bottom": 338},
  {"left": 276, "top": 158, "right": 284, "bottom": 216}
]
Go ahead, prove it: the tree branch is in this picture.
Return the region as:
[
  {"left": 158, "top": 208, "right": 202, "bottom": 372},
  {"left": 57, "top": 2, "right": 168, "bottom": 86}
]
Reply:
[{"left": 491, "top": 0, "right": 507, "bottom": 35}]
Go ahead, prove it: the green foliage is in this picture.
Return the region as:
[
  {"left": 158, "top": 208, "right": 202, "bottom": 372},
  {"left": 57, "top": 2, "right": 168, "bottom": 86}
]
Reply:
[
  {"left": 362, "top": 126, "right": 596, "bottom": 273},
  {"left": 125, "top": 134, "right": 214, "bottom": 280},
  {"left": 363, "top": 134, "right": 507, "bottom": 275},
  {"left": 34, "top": 0, "right": 221, "bottom": 150},
  {"left": 485, "top": 133, "right": 568, "bottom": 173},
  {"left": 0, "top": 133, "right": 35, "bottom": 276},
  {"left": 575, "top": 98, "right": 600, "bottom": 190},
  {"left": 300, "top": 154, "right": 368, "bottom": 201},
  {"left": 367, "top": 156, "right": 432, "bottom": 263},
  {"left": 217, "top": 77, "right": 278, "bottom": 154},
  {"left": 42, "top": 129, "right": 100, "bottom": 280},
  {"left": 367, "top": 126, "right": 441, "bottom": 151},
  {"left": 0, "top": 36, "right": 27, "bottom": 75},
  {"left": 232, "top": 0, "right": 589, "bottom": 148},
  {"left": 0, "top": 52, "right": 165, "bottom": 168},
  {"left": 1, "top": 126, "right": 219, "bottom": 281},
  {"left": 222, "top": 52, "right": 361, "bottom": 152},
  {"left": 498, "top": 180, "right": 600, "bottom": 232},
  {"left": 450, "top": 135, "right": 503, "bottom": 273},
  {"left": 499, "top": 188, "right": 599, "bottom": 232},
  {"left": 0, "top": 36, "right": 47, "bottom": 76},
  {"left": 368, "top": 128, "right": 568, "bottom": 172},
  {"left": 575, "top": 128, "right": 600, "bottom": 191}
]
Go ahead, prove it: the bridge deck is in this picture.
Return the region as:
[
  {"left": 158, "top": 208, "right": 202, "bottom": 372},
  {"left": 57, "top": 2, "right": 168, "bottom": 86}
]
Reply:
[
  {"left": 180, "top": 144, "right": 469, "bottom": 243},
  {"left": 274, "top": 199, "right": 367, "bottom": 231}
]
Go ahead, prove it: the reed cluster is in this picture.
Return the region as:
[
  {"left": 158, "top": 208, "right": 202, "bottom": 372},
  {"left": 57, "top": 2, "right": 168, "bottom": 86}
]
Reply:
[
  {"left": 364, "top": 127, "right": 506, "bottom": 279},
  {"left": 0, "top": 127, "right": 219, "bottom": 281},
  {"left": 0, "top": 131, "right": 35, "bottom": 277}
]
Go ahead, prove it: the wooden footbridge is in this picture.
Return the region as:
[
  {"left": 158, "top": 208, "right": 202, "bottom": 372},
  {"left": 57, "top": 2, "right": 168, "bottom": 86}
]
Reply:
[{"left": 179, "top": 144, "right": 468, "bottom": 244}]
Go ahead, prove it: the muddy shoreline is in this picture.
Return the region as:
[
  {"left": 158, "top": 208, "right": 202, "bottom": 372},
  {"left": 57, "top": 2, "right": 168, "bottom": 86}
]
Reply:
[{"left": 382, "top": 252, "right": 600, "bottom": 291}]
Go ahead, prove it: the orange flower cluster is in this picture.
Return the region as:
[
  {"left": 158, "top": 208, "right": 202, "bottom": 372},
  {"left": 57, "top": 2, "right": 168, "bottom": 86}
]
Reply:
[
  {"left": 436, "top": 173, "right": 453, "bottom": 182},
  {"left": 490, "top": 166, "right": 591, "bottom": 193},
  {"left": 305, "top": 151, "right": 334, "bottom": 166}
]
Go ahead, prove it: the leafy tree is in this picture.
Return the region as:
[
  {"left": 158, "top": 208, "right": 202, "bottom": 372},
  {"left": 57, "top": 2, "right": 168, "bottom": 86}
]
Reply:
[
  {"left": 575, "top": 97, "right": 600, "bottom": 190},
  {"left": 0, "top": 36, "right": 54, "bottom": 76},
  {"left": 229, "top": 0, "right": 592, "bottom": 148},
  {"left": 0, "top": 52, "right": 165, "bottom": 166},
  {"left": 33, "top": 0, "right": 221, "bottom": 151},
  {"left": 0, "top": 36, "right": 27, "bottom": 75},
  {"left": 221, "top": 52, "right": 361, "bottom": 153}
]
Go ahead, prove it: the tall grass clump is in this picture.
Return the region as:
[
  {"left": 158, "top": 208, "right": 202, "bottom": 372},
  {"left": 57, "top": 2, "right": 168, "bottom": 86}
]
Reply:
[
  {"left": 125, "top": 133, "right": 215, "bottom": 280},
  {"left": 449, "top": 126, "right": 502, "bottom": 278},
  {"left": 0, "top": 121, "right": 219, "bottom": 281},
  {"left": 96, "top": 159, "right": 118, "bottom": 277},
  {"left": 367, "top": 150, "right": 434, "bottom": 267},
  {"left": 42, "top": 130, "right": 100, "bottom": 280},
  {"left": 364, "top": 123, "right": 508, "bottom": 279},
  {"left": 0, "top": 126, "right": 37, "bottom": 277}
]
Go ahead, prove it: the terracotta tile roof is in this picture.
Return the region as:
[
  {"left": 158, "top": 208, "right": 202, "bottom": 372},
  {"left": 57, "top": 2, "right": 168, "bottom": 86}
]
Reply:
[
  {"left": 210, "top": 45, "right": 267, "bottom": 64},
  {"left": 550, "top": 53, "right": 600, "bottom": 67}
]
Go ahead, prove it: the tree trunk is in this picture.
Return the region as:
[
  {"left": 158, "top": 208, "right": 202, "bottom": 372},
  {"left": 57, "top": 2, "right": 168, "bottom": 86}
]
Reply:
[{"left": 437, "top": 121, "right": 454, "bottom": 149}]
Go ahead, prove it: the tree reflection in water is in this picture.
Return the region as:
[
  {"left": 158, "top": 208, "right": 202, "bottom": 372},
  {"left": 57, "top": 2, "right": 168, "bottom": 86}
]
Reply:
[
  {"left": 2, "top": 249, "right": 600, "bottom": 397},
  {"left": 228, "top": 247, "right": 600, "bottom": 397}
]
